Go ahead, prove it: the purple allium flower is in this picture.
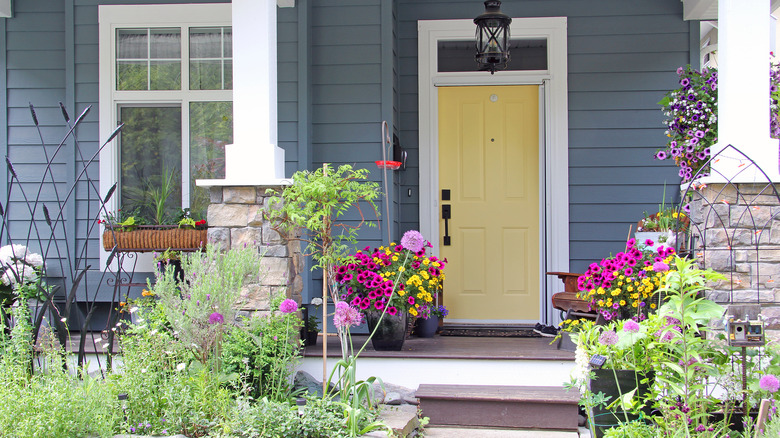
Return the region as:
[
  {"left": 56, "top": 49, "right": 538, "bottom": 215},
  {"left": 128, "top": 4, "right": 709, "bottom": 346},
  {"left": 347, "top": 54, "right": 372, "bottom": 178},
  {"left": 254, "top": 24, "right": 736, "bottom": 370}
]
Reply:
[
  {"left": 208, "top": 312, "right": 224, "bottom": 324},
  {"left": 599, "top": 330, "right": 619, "bottom": 346},
  {"left": 401, "top": 230, "right": 426, "bottom": 253},
  {"left": 653, "top": 262, "right": 669, "bottom": 272},
  {"left": 695, "top": 424, "right": 706, "bottom": 432},
  {"left": 333, "top": 301, "right": 364, "bottom": 328},
  {"left": 624, "top": 320, "right": 640, "bottom": 333},
  {"left": 279, "top": 298, "right": 298, "bottom": 314},
  {"left": 760, "top": 375, "right": 780, "bottom": 392}
]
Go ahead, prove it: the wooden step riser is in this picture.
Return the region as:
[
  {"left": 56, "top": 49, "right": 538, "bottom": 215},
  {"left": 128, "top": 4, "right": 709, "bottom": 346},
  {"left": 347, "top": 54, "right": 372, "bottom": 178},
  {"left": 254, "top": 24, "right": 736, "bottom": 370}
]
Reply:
[{"left": 419, "top": 398, "right": 579, "bottom": 430}]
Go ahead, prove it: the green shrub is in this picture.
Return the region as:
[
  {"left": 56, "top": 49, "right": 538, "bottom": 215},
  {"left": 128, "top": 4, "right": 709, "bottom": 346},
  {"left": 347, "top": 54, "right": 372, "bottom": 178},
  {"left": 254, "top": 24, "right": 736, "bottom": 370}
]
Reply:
[{"left": 222, "top": 292, "right": 303, "bottom": 401}]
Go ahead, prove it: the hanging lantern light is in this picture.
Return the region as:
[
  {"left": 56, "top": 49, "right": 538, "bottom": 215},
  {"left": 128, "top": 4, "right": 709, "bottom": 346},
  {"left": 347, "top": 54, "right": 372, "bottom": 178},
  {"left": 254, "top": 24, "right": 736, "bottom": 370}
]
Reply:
[{"left": 474, "top": 0, "right": 512, "bottom": 74}]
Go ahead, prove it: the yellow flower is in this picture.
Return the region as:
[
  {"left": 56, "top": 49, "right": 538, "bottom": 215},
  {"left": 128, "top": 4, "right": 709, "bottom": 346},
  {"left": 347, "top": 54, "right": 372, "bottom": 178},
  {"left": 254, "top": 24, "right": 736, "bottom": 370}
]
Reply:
[
  {"left": 398, "top": 290, "right": 406, "bottom": 296},
  {"left": 612, "top": 271, "right": 619, "bottom": 277},
  {"left": 650, "top": 303, "right": 657, "bottom": 309},
  {"left": 392, "top": 256, "right": 399, "bottom": 262},
  {"left": 398, "top": 266, "right": 405, "bottom": 272},
  {"left": 423, "top": 259, "right": 430, "bottom": 266},
  {"left": 432, "top": 262, "right": 441, "bottom": 267},
  {"left": 141, "top": 289, "right": 154, "bottom": 297},
  {"left": 611, "top": 289, "right": 620, "bottom": 296},
  {"left": 619, "top": 300, "right": 626, "bottom": 306},
  {"left": 410, "top": 308, "right": 418, "bottom": 316}
]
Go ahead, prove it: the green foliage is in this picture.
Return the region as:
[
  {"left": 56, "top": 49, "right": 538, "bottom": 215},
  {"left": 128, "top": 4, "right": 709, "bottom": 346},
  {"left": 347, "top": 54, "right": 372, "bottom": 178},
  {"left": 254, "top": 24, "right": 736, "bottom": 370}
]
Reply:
[
  {"left": 0, "top": 307, "right": 117, "bottom": 437},
  {"left": 150, "top": 245, "right": 263, "bottom": 364},
  {"left": 216, "top": 395, "right": 378, "bottom": 438},
  {"left": 221, "top": 293, "right": 303, "bottom": 401},
  {"left": 265, "top": 163, "right": 380, "bottom": 285}
]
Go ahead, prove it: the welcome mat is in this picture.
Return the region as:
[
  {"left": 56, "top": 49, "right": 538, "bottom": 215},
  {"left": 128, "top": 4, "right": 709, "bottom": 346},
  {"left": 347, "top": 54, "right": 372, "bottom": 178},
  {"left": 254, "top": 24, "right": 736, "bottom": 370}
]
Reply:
[{"left": 438, "top": 326, "right": 540, "bottom": 338}]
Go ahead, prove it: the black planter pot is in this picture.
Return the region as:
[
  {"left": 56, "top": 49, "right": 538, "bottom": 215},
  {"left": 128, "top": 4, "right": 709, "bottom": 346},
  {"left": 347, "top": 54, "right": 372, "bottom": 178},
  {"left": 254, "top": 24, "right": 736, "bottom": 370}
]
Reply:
[
  {"left": 416, "top": 315, "right": 439, "bottom": 338},
  {"left": 589, "top": 369, "right": 654, "bottom": 438},
  {"left": 365, "top": 311, "right": 407, "bottom": 351},
  {"left": 305, "top": 330, "right": 319, "bottom": 346}
]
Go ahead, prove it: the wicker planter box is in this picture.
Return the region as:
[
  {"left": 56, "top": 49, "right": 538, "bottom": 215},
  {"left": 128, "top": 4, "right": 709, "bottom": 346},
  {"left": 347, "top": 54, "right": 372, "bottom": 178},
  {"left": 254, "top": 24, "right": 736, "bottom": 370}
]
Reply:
[{"left": 102, "top": 225, "right": 207, "bottom": 252}]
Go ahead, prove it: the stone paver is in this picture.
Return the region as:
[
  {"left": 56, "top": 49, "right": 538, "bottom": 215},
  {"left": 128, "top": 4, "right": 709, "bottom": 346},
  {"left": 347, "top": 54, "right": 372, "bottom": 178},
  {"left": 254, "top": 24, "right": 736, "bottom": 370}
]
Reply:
[{"left": 423, "top": 428, "right": 579, "bottom": 437}]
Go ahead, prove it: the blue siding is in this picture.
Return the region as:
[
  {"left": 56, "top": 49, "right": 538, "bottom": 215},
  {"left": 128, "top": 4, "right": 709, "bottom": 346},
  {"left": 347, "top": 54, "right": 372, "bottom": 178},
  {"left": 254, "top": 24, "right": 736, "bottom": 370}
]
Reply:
[{"left": 396, "top": 0, "right": 692, "bottom": 273}]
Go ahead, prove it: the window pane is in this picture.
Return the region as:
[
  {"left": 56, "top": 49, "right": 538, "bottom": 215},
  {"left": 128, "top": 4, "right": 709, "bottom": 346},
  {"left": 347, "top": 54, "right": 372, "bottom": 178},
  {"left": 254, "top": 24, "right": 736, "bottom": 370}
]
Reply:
[
  {"left": 223, "top": 28, "right": 232, "bottom": 58},
  {"left": 190, "top": 28, "right": 222, "bottom": 58},
  {"left": 150, "top": 61, "right": 181, "bottom": 90},
  {"left": 119, "top": 106, "right": 183, "bottom": 225},
  {"left": 189, "top": 26, "right": 231, "bottom": 90},
  {"left": 150, "top": 28, "right": 181, "bottom": 59},
  {"left": 190, "top": 101, "right": 232, "bottom": 219},
  {"left": 190, "top": 60, "right": 221, "bottom": 90},
  {"left": 117, "top": 61, "right": 147, "bottom": 91},
  {"left": 437, "top": 38, "right": 548, "bottom": 72},
  {"left": 224, "top": 60, "right": 233, "bottom": 89},
  {"left": 117, "top": 29, "right": 147, "bottom": 59}
]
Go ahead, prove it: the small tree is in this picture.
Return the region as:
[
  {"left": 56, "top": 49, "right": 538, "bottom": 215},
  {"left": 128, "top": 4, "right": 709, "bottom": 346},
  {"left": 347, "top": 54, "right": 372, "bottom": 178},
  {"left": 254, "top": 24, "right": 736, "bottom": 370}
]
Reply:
[{"left": 265, "top": 163, "right": 380, "bottom": 387}]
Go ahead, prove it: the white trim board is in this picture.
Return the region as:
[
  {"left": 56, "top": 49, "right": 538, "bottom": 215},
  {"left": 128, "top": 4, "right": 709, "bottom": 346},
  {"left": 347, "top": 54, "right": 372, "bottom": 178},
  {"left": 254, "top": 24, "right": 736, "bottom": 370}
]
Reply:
[{"left": 417, "top": 18, "right": 570, "bottom": 324}]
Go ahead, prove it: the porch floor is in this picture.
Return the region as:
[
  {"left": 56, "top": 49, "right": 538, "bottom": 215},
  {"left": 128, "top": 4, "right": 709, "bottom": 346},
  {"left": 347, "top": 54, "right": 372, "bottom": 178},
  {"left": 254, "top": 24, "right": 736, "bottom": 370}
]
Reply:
[{"left": 303, "top": 333, "right": 574, "bottom": 361}]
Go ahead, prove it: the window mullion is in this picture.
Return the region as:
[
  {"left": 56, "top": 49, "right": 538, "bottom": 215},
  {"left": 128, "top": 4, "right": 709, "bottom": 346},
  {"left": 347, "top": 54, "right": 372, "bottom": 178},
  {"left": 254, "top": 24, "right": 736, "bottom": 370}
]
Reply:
[
  {"left": 182, "top": 97, "right": 191, "bottom": 210},
  {"left": 146, "top": 28, "right": 151, "bottom": 90}
]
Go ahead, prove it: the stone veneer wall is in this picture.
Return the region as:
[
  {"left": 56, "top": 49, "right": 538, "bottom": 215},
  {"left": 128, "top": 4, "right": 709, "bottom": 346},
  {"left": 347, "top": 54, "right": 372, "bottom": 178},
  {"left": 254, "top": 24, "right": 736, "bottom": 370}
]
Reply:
[
  {"left": 689, "top": 183, "right": 780, "bottom": 335},
  {"left": 206, "top": 185, "right": 303, "bottom": 318}
]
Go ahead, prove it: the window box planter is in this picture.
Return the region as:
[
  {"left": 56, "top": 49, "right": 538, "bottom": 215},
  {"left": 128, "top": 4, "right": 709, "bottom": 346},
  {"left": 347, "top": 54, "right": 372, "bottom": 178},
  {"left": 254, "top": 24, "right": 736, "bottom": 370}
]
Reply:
[{"left": 102, "top": 225, "right": 207, "bottom": 252}]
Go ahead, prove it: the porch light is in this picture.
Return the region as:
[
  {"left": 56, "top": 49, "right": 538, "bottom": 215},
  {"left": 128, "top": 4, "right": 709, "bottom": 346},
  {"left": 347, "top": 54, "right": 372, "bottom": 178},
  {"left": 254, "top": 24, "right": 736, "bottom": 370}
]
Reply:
[{"left": 474, "top": 0, "right": 511, "bottom": 74}]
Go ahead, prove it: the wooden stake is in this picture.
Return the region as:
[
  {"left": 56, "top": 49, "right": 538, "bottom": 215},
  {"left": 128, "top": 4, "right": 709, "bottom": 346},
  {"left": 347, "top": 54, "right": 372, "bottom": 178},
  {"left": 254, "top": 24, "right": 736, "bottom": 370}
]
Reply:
[
  {"left": 754, "top": 399, "right": 771, "bottom": 437},
  {"left": 322, "top": 163, "right": 328, "bottom": 395}
]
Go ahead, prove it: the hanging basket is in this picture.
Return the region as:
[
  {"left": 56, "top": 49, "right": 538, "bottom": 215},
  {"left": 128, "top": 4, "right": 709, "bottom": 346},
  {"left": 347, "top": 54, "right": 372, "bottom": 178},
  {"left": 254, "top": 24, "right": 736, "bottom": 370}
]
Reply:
[
  {"left": 102, "top": 225, "right": 207, "bottom": 252},
  {"left": 375, "top": 160, "right": 402, "bottom": 170}
]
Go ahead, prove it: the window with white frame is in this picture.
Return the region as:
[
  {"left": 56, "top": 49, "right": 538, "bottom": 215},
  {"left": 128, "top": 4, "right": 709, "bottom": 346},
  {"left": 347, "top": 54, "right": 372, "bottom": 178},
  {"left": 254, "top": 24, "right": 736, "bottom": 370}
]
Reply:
[{"left": 99, "top": 4, "right": 232, "bottom": 224}]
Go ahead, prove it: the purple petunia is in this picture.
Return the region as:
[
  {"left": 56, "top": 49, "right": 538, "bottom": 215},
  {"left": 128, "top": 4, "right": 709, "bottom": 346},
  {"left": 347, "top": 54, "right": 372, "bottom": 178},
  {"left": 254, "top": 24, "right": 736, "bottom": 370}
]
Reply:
[{"left": 656, "top": 150, "right": 667, "bottom": 160}]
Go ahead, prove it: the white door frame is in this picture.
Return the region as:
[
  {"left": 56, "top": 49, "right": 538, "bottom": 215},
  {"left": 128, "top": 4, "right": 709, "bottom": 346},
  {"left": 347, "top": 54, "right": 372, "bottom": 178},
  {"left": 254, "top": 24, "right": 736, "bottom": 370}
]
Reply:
[{"left": 417, "top": 17, "right": 570, "bottom": 324}]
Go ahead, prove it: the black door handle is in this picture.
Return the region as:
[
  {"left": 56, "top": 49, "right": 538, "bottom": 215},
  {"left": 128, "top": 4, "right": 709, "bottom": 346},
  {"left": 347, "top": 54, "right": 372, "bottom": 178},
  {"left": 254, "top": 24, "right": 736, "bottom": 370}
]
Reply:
[{"left": 442, "top": 204, "right": 451, "bottom": 246}]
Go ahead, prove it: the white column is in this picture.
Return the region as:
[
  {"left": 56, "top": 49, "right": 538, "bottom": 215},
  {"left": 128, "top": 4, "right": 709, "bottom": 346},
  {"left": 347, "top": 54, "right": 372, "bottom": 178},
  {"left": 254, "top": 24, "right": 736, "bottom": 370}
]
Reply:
[
  {"left": 712, "top": 0, "right": 780, "bottom": 182},
  {"left": 200, "top": 0, "right": 286, "bottom": 186}
]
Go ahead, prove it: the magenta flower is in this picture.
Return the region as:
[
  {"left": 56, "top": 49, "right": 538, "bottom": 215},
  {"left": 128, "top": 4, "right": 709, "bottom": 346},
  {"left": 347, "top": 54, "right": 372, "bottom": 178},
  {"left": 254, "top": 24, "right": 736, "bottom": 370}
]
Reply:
[
  {"left": 653, "top": 261, "right": 669, "bottom": 272},
  {"left": 760, "top": 375, "right": 780, "bottom": 393},
  {"left": 598, "top": 330, "right": 619, "bottom": 346},
  {"left": 333, "top": 301, "right": 364, "bottom": 329},
  {"left": 208, "top": 312, "right": 224, "bottom": 324},
  {"left": 279, "top": 298, "right": 298, "bottom": 314},
  {"left": 623, "top": 320, "right": 640, "bottom": 333},
  {"left": 401, "top": 230, "right": 426, "bottom": 253}
]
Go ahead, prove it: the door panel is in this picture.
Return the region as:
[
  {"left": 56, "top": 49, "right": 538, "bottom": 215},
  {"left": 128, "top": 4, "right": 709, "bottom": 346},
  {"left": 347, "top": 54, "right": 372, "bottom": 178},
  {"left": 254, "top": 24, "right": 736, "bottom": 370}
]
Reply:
[{"left": 438, "top": 85, "right": 540, "bottom": 322}]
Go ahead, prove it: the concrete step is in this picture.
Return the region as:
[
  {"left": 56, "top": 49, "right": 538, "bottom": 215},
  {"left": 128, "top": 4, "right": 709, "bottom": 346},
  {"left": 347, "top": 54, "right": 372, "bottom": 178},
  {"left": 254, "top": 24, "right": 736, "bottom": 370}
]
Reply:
[{"left": 416, "top": 384, "right": 580, "bottom": 431}]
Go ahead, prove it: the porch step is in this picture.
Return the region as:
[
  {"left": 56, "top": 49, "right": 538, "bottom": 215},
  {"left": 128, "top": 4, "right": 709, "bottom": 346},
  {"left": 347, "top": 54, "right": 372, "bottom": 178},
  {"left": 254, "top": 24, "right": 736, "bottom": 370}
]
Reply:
[{"left": 415, "top": 384, "right": 580, "bottom": 431}]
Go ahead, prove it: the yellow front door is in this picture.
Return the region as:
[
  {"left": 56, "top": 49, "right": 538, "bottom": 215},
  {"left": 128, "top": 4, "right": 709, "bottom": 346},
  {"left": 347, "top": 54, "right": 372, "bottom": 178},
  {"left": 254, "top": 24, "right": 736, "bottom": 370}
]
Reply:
[{"left": 438, "top": 85, "right": 540, "bottom": 322}]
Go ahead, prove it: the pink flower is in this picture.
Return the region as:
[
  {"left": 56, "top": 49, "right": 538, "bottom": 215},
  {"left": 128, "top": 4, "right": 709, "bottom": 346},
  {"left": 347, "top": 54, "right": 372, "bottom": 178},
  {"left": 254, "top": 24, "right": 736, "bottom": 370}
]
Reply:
[
  {"left": 333, "top": 301, "right": 364, "bottom": 329},
  {"left": 401, "top": 230, "right": 426, "bottom": 253},
  {"left": 208, "top": 312, "right": 224, "bottom": 324},
  {"left": 653, "top": 261, "right": 669, "bottom": 272},
  {"left": 598, "top": 330, "right": 618, "bottom": 346},
  {"left": 623, "top": 320, "right": 640, "bottom": 333},
  {"left": 279, "top": 298, "right": 298, "bottom": 314},
  {"left": 760, "top": 375, "right": 780, "bottom": 393}
]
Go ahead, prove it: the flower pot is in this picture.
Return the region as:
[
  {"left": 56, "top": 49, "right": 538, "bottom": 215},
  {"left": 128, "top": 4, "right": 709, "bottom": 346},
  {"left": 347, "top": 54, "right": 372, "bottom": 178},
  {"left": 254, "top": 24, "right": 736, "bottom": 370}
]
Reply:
[
  {"left": 102, "top": 225, "right": 207, "bottom": 252},
  {"left": 365, "top": 311, "right": 407, "bottom": 351},
  {"left": 305, "top": 330, "right": 319, "bottom": 346},
  {"left": 589, "top": 369, "right": 654, "bottom": 438},
  {"left": 416, "top": 315, "right": 439, "bottom": 338},
  {"left": 634, "top": 231, "right": 670, "bottom": 252}
]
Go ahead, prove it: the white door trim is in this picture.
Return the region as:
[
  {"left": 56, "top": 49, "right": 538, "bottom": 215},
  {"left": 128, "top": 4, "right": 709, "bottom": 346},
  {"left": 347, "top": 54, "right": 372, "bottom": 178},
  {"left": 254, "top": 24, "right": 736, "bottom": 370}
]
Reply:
[{"left": 417, "top": 17, "right": 570, "bottom": 324}]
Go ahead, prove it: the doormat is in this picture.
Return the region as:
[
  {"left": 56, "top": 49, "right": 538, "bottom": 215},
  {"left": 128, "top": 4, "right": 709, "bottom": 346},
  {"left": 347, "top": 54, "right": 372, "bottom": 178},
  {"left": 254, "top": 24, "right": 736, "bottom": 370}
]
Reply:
[{"left": 438, "top": 327, "right": 540, "bottom": 337}]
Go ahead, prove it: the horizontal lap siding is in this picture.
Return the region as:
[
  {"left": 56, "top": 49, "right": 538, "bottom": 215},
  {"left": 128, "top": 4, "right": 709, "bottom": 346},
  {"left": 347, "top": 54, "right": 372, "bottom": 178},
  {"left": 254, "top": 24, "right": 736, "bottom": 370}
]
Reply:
[
  {"left": 310, "top": 0, "right": 384, "bottom": 250},
  {"left": 5, "top": 0, "right": 296, "bottom": 301},
  {"left": 5, "top": 0, "right": 69, "bottom": 276},
  {"left": 396, "top": 0, "right": 690, "bottom": 273}
]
